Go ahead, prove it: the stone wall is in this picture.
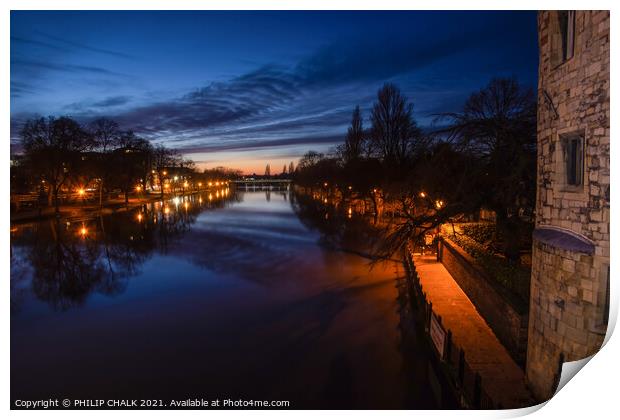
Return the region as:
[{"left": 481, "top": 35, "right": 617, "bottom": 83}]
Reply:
[
  {"left": 528, "top": 237, "right": 606, "bottom": 399},
  {"left": 527, "top": 10, "right": 610, "bottom": 402},
  {"left": 438, "top": 238, "right": 528, "bottom": 366},
  {"left": 536, "top": 10, "right": 610, "bottom": 245}
]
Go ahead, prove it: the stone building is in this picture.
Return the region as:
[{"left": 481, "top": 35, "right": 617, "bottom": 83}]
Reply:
[{"left": 527, "top": 10, "right": 610, "bottom": 401}]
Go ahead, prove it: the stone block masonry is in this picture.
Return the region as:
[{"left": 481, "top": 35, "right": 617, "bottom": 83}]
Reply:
[{"left": 527, "top": 11, "right": 609, "bottom": 402}]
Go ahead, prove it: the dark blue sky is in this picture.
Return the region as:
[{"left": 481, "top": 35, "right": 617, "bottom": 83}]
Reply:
[{"left": 11, "top": 10, "right": 538, "bottom": 173}]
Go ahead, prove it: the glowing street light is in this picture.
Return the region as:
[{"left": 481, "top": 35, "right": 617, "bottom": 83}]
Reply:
[
  {"left": 183, "top": 181, "right": 189, "bottom": 188},
  {"left": 198, "top": 182, "right": 202, "bottom": 188},
  {"left": 435, "top": 200, "right": 444, "bottom": 209},
  {"left": 135, "top": 185, "right": 142, "bottom": 192},
  {"left": 137, "top": 213, "right": 143, "bottom": 222},
  {"left": 77, "top": 188, "right": 86, "bottom": 196},
  {"left": 420, "top": 192, "right": 426, "bottom": 198}
]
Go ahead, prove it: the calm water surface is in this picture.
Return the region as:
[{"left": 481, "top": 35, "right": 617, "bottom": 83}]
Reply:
[{"left": 11, "top": 190, "right": 441, "bottom": 409}]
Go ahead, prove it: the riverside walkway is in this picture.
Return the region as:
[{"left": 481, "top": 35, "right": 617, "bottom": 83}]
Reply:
[{"left": 413, "top": 255, "right": 535, "bottom": 409}]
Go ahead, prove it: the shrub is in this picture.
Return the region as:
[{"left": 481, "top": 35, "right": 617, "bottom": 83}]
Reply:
[{"left": 446, "top": 230, "right": 530, "bottom": 306}]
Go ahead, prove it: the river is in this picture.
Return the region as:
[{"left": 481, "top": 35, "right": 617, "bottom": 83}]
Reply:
[{"left": 10, "top": 189, "right": 445, "bottom": 409}]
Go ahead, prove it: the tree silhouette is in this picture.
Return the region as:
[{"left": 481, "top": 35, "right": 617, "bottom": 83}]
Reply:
[
  {"left": 437, "top": 77, "right": 536, "bottom": 261},
  {"left": 20, "top": 116, "right": 94, "bottom": 213},
  {"left": 370, "top": 83, "right": 422, "bottom": 167},
  {"left": 152, "top": 145, "right": 180, "bottom": 199},
  {"left": 89, "top": 117, "right": 121, "bottom": 208},
  {"left": 111, "top": 131, "right": 152, "bottom": 205},
  {"left": 344, "top": 106, "right": 365, "bottom": 163}
]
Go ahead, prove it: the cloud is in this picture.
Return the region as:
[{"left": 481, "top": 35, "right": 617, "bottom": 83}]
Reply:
[
  {"left": 10, "top": 81, "right": 40, "bottom": 98},
  {"left": 12, "top": 31, "right": 134, "bottom": 59},
  {"left": 176, "top": 134, "right": 343, "bottom": 155},
  {"left": 92, "top": 96, "right": 132, "bottom": 107},
  {"left": 11, "top": 11, "right": 537, "bottom": 164},
  {"left": 107, "top": 21, "right": 496, "bottom": 141},
  {"left": 11, "top": 35, "right": 71, "bottom": 53},
  {"left": 11, "top": 58, "right": 126, "bottom": 76}
]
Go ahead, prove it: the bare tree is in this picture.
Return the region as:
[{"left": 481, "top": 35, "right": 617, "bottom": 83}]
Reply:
[
  {"left": 21, "top": 116, "right": 93, "bottom": 214},
  {"left": 112, "top": 131, "right": 152, "bottom": 205},
  {"left": 152, "top": 145, "right": 180, "bottom": 199},
  {"left": 344, "top": 106, "right": 365, "bottom": 163},
  {"left": 437, "top": 77, "right": 536, "bottom": 261},
  {"left": 265, "top": 164, "right": 271, "bottom": 177},
  {"left": 89, "top": 118, "right": 120, "bottom": 207},
  {"left": 370, "top": 83, "right": 422, "bottom": 166}
]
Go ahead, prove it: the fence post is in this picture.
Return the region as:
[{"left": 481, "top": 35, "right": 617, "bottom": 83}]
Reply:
[
  {"left": 427, "top": 302, "right": 433, "bottom": 331},
  {"left": 446, "top": 330, "right": 452, "bottom": 364},
  {"left": 458, "top": 349, "right": 465, "bottom": 386},
  {"left": 474, "top": 372, "right": 482, "bottom": 409}
]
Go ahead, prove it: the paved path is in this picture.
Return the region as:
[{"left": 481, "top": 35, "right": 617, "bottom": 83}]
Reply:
[{"left": 413, "top": 255, "right": 535, "bottom": 409}]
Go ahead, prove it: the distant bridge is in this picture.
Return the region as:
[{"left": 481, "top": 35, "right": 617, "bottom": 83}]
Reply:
[{"left": 232, "top": 179, "right": 292, "bottom": 190}]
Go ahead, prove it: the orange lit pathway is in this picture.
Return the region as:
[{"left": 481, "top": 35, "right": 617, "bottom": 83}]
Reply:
[{"left": 413, "top": 255, "right": 535, "bottom": 409}]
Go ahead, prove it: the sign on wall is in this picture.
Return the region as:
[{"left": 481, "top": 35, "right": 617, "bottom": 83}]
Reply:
[{"left": 430, "top": 312, "right": 446, "bottom": 359}]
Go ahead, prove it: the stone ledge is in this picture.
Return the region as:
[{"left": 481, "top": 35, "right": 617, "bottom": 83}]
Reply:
[{"left": 533, "top": 227, "right": 595, "bottom": 255}]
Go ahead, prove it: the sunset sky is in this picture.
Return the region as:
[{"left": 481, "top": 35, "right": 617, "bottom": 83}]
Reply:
[{"left": 11, "top": 10, "right": 538, "bottom": 174}]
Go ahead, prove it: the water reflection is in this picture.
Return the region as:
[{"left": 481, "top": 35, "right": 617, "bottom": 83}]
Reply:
[
  {"left": 10, "top": 190, "right": 238, "bottom": 311},
  {"left": 11, "top": 189, "right": 442, "bottom": 408},
  {"left": 292, "top": 190, "right": 381, "bottom": 259}
]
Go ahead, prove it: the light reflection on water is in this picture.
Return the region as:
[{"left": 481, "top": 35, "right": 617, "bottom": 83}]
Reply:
[{"left": 10, "top": 190, "right": 441, "bottom": 409}]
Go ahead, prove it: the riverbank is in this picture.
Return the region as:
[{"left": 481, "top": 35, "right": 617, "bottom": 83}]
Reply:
[{"left": 10, "top": 190, "right": 214, "bottom": 225}]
